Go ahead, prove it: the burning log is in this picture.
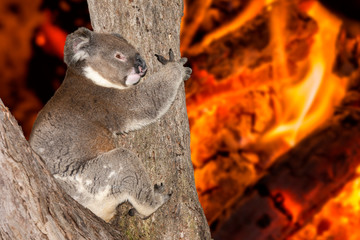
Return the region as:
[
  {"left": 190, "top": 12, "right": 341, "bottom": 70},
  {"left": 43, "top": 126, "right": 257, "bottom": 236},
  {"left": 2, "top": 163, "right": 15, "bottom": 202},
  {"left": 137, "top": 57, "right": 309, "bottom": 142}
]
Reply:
[
  {"left": 182, "top": 0, "right": 360, "bottom": 238},
  {"left": 213, "top": 69, "right": 360, "bottom": 239}
]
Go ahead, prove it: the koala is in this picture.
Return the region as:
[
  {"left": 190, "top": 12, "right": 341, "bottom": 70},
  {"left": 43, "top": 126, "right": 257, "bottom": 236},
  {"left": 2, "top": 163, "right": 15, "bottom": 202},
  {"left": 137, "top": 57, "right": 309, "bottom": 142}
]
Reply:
[{"left": 29, "top": 27, "right": 191, "bottom": 222}]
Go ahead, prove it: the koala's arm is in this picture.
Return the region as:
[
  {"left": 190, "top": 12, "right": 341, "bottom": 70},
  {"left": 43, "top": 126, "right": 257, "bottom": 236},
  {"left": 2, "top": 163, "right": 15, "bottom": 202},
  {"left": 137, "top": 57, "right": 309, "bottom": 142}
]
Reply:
[{"left": 125, "top": 50, "right": 191, "bottom": 131}]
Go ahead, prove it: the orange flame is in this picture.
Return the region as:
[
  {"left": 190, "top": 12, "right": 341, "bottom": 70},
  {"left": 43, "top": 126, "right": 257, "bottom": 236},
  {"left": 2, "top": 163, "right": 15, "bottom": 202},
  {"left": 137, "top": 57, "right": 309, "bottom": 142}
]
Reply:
[
  {"left": 292, "top": 170, "right": 360, "bottom": 240},
  {"left": 263, "top": 2, "right": 346, "bottom": 148},
  {"left": 184, "top": 1, "right": 358, "bottom": 236},
  {"left": 186, "top": 0, "right": 266, "bottom": 55}
]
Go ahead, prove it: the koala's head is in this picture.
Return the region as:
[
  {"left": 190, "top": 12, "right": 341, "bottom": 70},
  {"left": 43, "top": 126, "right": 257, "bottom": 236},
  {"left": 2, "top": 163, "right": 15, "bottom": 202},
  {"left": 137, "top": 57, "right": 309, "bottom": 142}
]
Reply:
[{"left": 64, "top": 27, "right": 147, "bottom": 89}]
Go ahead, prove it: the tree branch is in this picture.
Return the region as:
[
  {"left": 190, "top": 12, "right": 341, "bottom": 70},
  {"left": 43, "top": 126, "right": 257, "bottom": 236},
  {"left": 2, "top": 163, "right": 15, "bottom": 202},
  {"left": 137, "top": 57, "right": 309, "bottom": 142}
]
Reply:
[{"left": 0, "top": 99, "right": 126, "bottom": 240}]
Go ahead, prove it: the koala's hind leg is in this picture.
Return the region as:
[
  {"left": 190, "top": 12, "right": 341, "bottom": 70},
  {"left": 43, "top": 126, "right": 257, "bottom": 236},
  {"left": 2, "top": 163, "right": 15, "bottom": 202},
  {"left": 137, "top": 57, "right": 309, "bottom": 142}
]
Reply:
[{"left": 55, "top": 148, "right": 171, "bottom": 222}]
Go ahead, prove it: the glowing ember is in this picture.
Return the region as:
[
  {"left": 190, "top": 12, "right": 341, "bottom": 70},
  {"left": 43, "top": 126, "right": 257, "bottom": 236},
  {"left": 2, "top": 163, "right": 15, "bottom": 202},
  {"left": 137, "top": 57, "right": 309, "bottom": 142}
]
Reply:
[{"left": 291, "top": 174, "right": 360, "bottom": 240}]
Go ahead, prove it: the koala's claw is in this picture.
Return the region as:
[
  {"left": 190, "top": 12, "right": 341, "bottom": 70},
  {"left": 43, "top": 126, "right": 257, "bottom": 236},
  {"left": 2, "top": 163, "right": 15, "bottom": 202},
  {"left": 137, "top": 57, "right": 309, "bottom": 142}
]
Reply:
[
  {"left": 154, "top": 182, "right": 165, "bottom": 193},
  {"left": 155, "top": 54, "right": 169, "bottom": 65},
  {"left": 169, "top": 49, "right": 175, "bottom": 61}
]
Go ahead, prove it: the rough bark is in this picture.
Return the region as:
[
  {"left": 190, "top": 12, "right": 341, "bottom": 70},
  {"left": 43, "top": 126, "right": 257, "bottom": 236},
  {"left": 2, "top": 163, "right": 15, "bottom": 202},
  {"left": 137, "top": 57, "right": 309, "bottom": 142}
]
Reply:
[
  {"left": 86, "top": 1, "right": 211, "bottom": 240},
  {"left": 213, "top": 70, "right": 360, "bottom": 239},
  {"left": 0, "top": 99, "right": 126, "bottom": 240}
]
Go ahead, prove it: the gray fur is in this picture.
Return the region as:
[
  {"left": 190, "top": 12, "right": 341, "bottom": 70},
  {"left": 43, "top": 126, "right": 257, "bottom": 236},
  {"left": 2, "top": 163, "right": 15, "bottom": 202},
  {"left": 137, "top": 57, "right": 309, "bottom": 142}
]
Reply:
[{"left": 29, "top": 27, "right": 191, "bottom": 222}]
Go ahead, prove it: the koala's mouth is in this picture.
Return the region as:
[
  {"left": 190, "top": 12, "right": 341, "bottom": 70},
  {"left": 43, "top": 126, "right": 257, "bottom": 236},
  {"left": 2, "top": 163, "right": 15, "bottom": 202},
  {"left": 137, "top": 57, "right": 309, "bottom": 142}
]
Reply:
[
  {"left": 134, "top": 53, "right": 147, "bottom": 77},
  {"left": 125, "top": 67, "right": 147, "bottom": 86}
]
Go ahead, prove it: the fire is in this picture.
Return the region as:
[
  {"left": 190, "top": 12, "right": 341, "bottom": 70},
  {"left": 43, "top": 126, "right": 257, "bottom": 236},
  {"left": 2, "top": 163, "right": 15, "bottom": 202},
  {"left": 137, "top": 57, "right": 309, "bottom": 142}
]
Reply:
[
  {"left": 271, "top": 190, "right": 304, "bottom": 223},
  {"left": 186, "top": 1, "right": 348, "bottom": 171},
  {"left": 263, "top": 2, "right": 346, "bottom": 148},
  {"left": 184, "top": 0, "right": 360, "bottom": 237},
  {"left": 268, "top": 4, "right": 360, "bottom": 238},
  {"left": 263, "top": 58, "right": 326, "bottom": 146},
  {"left": 186, "top": 2, "right": 347, "bottom": 166},
  {"left": 186, "top": 0, "right": 266, "bottom": 55},
  {"left": 292, "top": 165, "right": 360, "bottom": 239},
  {"left": 292, "top": 173, "right": 360, "bottom": 240}
]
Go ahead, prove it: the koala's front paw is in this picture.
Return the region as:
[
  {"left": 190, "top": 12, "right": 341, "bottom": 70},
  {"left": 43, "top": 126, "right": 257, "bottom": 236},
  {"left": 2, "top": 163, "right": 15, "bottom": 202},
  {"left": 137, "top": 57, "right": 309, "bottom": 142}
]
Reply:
[
  {"left": 154, "top": 183, "right": 172, "bottom": 203},
  {"left": 155, "top": 49, "right": 192, "bottom": 81},
  {"left": 157, "top": 191, "right": 172, "bottom": 206}
]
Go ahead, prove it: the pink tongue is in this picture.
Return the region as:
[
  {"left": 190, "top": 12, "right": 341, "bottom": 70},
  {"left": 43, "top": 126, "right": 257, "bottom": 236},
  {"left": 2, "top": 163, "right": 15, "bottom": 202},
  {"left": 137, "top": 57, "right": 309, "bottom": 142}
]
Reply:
[{"left": 125, "top": 74, "right": 140, "bottom": 86}]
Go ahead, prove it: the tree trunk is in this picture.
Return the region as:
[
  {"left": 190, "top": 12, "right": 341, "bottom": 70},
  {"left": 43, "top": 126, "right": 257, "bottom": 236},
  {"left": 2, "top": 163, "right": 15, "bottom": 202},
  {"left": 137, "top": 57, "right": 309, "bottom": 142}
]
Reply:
[
  {"left": 0, "top": 99, "right": 126, "bottom": 240},
  {"left": 86, "top": 1, "right": 211, "bottom": 240}
]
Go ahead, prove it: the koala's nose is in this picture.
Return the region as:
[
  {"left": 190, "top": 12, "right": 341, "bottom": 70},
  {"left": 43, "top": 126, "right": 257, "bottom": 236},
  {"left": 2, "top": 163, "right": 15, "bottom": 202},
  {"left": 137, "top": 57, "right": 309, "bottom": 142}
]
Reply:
[{"left": 135, "top": 53, "right": 147, "bottom": 76}]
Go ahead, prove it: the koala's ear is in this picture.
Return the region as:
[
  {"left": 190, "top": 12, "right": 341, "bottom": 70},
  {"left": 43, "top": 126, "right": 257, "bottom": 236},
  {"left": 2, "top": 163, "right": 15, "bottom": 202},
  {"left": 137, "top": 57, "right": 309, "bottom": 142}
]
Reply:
[{"left": 64, "top": 27, "right": 93, "bottom": 66}]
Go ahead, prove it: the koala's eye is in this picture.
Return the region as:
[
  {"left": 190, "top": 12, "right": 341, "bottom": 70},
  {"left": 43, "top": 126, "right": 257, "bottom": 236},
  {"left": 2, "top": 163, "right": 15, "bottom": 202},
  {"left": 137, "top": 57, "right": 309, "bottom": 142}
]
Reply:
[{"left": 115, "top": 52, "right": 126, "bottom": 61}]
